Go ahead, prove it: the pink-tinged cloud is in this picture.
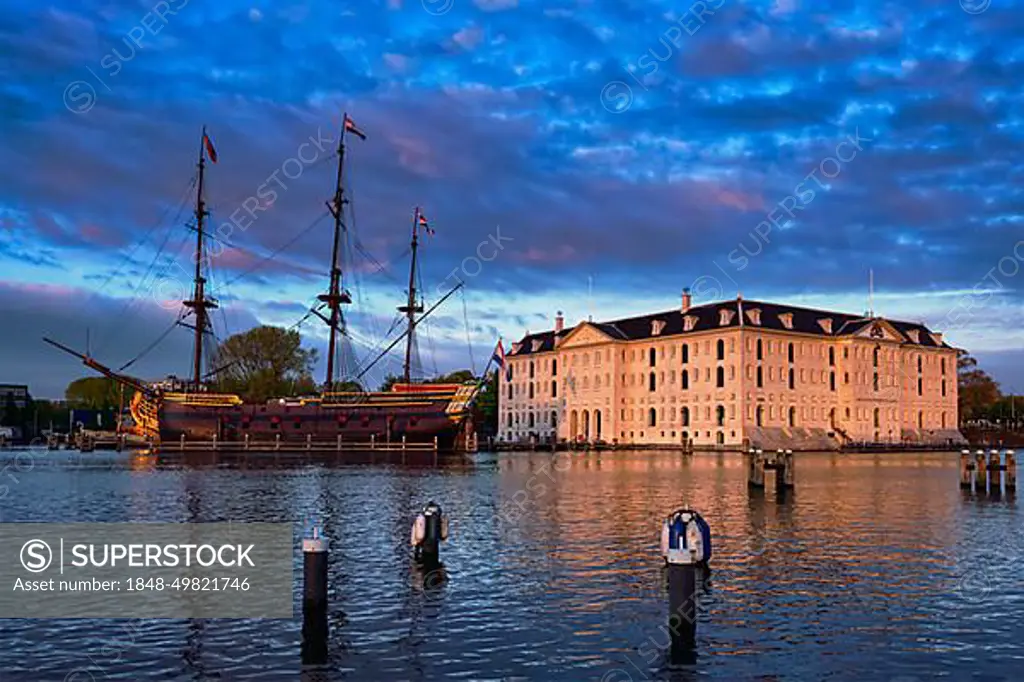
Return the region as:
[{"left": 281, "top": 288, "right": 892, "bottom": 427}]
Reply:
[
  {"left": 383, "top": 53, "right": 411, "bottom": 72},
  {"left": 0, "top": 279, "right": 78, "bottom": 298},
  {"left": 511, "top": 244, "right": 578, "bottom": 264},
  {"left": 696, "top": 182, "right": 765, "bottom": 212},
  {"left": 390, "top": 135, "right": 440, "bottom": 178},
  {"left": 452, "top": 25, "right": 484, "bottom": 51}
]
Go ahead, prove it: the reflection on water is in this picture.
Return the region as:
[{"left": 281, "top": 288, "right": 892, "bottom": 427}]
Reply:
[{"left": 0, "top": 448, "right": 1021, "bottom": 680}]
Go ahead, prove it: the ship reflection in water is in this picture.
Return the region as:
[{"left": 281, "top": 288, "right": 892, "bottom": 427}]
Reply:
[{"left": 0, "top": 450, "right": 1021, "bottom": 680}]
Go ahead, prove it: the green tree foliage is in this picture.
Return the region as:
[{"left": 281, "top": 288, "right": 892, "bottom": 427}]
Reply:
[
  {"left": 473, "top": 370, "right": 499, "bottom": 436},
  {"left": 213, "top": 326, "right": 319, "bottom": 403},
  {"left": 958, "top": 353, "right": 1001, "bottom": 421},
  {"left": 65, "top": 377, "right": 134, "bottom": 410}
]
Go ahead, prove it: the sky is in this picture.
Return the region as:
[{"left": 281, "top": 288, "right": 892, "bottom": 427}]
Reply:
[{"left": 1, "top": 0, "right": 1022, "bottom": 398}]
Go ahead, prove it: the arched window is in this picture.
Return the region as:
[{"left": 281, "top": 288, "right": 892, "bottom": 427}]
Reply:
[
  {"left": 716, "top": 405, "right": 725, "bottom": 426},
  {"left": 788, "top": 343, "right": 794, "bottom": 363},
  {"left": 717, "top": 339, "right": 725, "bottom": 360},
  {"left": 552, "top": 358, "right": 558, "bottom": 376},
  {"left": 648, "top": 408, "right": 657, "bottom": 427},
  {"left": 828, "top": 347, "right": 835, "bottom": 366},
  {"left": 756, "top": 339, "right": 763, "bottom": 360},
  {"left": 681, "top": 370, "right": 689, "bottom": 390},
  {"left": 596, "top": 410, "right": 602, "bottom": 438},
  {"left": 789, "top": 406, "right": 796, "bottom": 427},
  {"left": 716, "top": 366, "right": 725, "bottom": 388},
  {"left": 681, "top": 407, "right": 690, "bottom": 426},
  {"left": 681, "top": 344, "right": 689, "bottom": 364},
  {"left": 649, "top": 372, "right": 656, "bottom": 392}
]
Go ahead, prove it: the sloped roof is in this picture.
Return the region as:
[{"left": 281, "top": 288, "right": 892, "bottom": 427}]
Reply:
[{"left": 508, "top": 298, "right": 950, "bottom": 357}]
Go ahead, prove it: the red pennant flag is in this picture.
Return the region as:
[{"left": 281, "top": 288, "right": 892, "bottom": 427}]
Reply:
[
  {"left": 203, "top": 133, "right": 218, "bottom": 163},
  {"left": 344, "top": 115, "right": 367, "bottom": 141},
  {"left": 419, "top": 213, "right": 435, "bottom": 236}
]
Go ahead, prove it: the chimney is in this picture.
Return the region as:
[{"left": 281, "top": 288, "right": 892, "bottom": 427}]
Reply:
[
  {"left": 554, "top": 310, "right": 564, "bottom": 333},
  {"left": 681, "top": 288, "right": 692, "bottom": 314}
]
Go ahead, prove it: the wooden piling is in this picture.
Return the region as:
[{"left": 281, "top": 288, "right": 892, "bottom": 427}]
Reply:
[
  {"left": 306, "top": 433, "right": 312, "bottom": 451},
  {"left": 275, "top": 433, "right": 280, "bottom": 451},
  {"left": 781, "top": 451, "right": 795, "bottom": 488},
  {"left": 960, "top": 451, "right": 972, "bottom": 490},
  {"left": 748, "top": 451, "right": 765, "bottom": 488},
  {"left": 975, "top": 453, "right": 987, "bottom": 492},
  {"left": 1007, "top": 451, "right": 1016, "bottom": 492},
  {"left": 180, "top": 433, "right": 185, "bottom": 452}
]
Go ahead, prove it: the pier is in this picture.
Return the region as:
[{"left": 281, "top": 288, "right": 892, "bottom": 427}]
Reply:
[{"left": 960, "top": 448, "right": 1016, "bottom": 494}]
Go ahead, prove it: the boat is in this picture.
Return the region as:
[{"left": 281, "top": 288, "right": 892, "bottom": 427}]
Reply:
[{"left": 46, "top": 116, "right": 487, "bottom": 452}]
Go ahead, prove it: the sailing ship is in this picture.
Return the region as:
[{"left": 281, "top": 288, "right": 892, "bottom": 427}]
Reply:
[{"left": 46, "top": 116, "right": 487, "bottom": 451}]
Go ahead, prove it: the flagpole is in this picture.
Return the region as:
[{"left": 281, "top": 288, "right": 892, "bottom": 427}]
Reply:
[{"left": 400, "top": 206, "right": 423, "bottom": 385}]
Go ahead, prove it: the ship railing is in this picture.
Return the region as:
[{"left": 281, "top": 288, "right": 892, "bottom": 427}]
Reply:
[{"left": 163, "top": 392, "right": 244, "bottom": 406}]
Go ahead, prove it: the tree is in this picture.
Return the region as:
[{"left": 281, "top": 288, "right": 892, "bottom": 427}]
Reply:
[
  {"left": 473, "top": 370, "right": 499, "bottom": 436},
  {"left": 213, "top": 326, "right": 318, "bottom": 403},
  {"left": 65, "top": 377, "right": 133, "bottom": 410},
  {"left": 958, "top": 352, "right": 1001, "bottom": 422}
]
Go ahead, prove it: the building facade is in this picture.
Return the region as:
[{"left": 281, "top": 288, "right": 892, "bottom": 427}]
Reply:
[{"left": 498, "top": 293, "right": 963, "bottom": 450}]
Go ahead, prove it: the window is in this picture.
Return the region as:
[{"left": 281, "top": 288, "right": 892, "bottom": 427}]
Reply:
[
  {"left": 873, "top": 408, "right": 880, "bottom": 428},
  {"left": 681, "top": 370, "right": 689, "bottom": 390},
  {"left": 529, "top": 361, "right": 535, "bottom": 378},
  {"left": 756, "top": 405, "right": 764, "bottom": 426},
  {"left": 648, "top": 408, "right": 657, "bottom": 427},
  {"left": 789, "top": 406, "right": 796, "bottom": 427},
  {"left": 756, "top": 366, "right": 763, "bottom": 388},
  {"left": 941, "top": 358, "right": 946, "bottom": 375},
  {"left": 649, "top": 372, "right": 656, "bottom": 392},
  {"left": 828, "top": 347, "right": 835, "bottom": 366},
  {"left": 874, "top": 373, "right": 879, "bottom": 391},
  {"left": 552, "top": 381, "right": 557, "bottom": 398},
  {"left": 716, "top": 405, "right": 725, "bottom": 426},
  {"left": 717, "top": 339, "right": 725, "bottom": 360},
  {"left": 917, "top": 356, "right": 922, "bottom": 373},
  {"left": 942, "top": 379, "right": 946, "bottom": 397},
  {"left": 788, "top": 343, "right": 794, "bottom": 363},
  {"left": 551, "top": 412, "right": 557, "bottom": 430},
  {"left": 552, "top": 359, "right": 557, "bottom": 376},
  {"left": 508, "top": 385, "right": 513, "bottom": 400},
  {"left": 681, "top": 407, "right": 690, "bottom": 426},
  {"left": 716, "top": 366, "right": 725, "bottom": 388},
  {"left": 649, "top": 348, "right": 656, "bottom": 367},
  {"left": 756, "top": 339, "right": 763, "bottom": 360},
  {"left": 918, "top": 377, "right": 923, "bottom": 396},
  {"left": 681, "top": 344, "right": 689, "bottom": 364},
  {"left": 844, "top": 372, "right": 849, "bottom": 384},
  {"left": 529, "top": 384, "right": 534, "bottom": 399},
  {"left": 918, "top": 411, "right": 924, "bottom": 429},
  {"left": 830, "top": 372, "right": 836, "bottom": 391},
  {"left": 788, "top": 368, "right": 795, "bottom": 389},
  {"left": 528, "top": 413, "right": 535, "bottom": 428},
  {"left": 873, "top": 347, "right": 880, "bottom": 368}
]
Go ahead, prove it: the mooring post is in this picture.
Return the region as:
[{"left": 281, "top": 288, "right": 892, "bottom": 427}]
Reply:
[
  {"left": 782, "top": 450, "right": 795, "bottom": 489},
  {"left": 960, "top": 450, "right": 972, "bottom": 490},
  {"left": 336, "top": 434, "right": 342, "bottom": 452},
  {"left": 975, "top": 452, "right": 988, "bottom": 492},
  {"left": 412, "top": 502, "right": 447, "bottom": 566},
  {"left": 306, "top": 433, "right": 312, "bottom": 451},
  {"left": 212, "top": 433, "right": 217, "bottom": 452},
  {"left": 658, "top": 509, "right": 711, "bottom": 664},
  {"left": 275, "top": 433, "right": 281, "bottom": 451},
  {"left": 180, "top": 433, "right": 185, "bottom": 452},
  {"left": 433, "top": 435, "right": 438, "bottom": 452},
  {"left": 989, "top": 450, "right": 1002, "bottom": 495},
  {"left": 748, "top": 449, "right": 765, "bottom": 488},
  {"left": 244, "top": 433, "right": 250, "bottom": 451},
  {"left": 402, "top": 435, "right": 407, "bottom": 451},
  {"left": 301, "top": 524, "right": 329, "bottom": 668},
  {"left": 371, "top": 434, "right": 376, "bottom": 451},
  {"left": 1006, "top": 451, "right": 1016, "bottom": 493}
]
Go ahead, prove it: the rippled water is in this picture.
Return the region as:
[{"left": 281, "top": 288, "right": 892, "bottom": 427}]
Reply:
[{"left": 0, "top": 448, "right": 1021, "bottom": 681}]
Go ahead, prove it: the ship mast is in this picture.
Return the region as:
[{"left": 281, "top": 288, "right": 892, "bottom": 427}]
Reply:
[
  {"left": 398, "top": 207, "right": 425, "bottom": 385},
  {"left": 183, "top": 126, "right": 217, "bottom": 391},
  {"left": 317, "top": 114, "right": 356, "bottom": 390}
]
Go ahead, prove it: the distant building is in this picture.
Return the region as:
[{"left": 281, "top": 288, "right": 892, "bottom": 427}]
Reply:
[
  {"left": 0, "top": 384, "right": 31, "bottom": 409},
  {"left": 0, "top": 384, "right": 32, "bottom": 441},
  {"left": 498, "top": 293, "right": 964, "bottom": 450}
]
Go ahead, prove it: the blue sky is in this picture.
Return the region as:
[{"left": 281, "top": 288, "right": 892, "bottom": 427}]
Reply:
[{"left": 1, "top": 0, "right": 1022, "bottom": 397}]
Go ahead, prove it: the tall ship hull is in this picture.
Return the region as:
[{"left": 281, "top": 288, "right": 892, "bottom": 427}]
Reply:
[{"left": 131, "top": 385, "right": 479, "bottom": 451}]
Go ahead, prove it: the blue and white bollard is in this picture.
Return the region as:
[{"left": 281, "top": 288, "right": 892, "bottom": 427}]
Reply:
[
  {"left": 411, "top": 501, "right": 449, "bottom": 565},
  {"left": 301, "top": 524, "right": 329, "bottom": 667},
  {"left": 660, "top": 509, "right": 712, "bottom": 567}
]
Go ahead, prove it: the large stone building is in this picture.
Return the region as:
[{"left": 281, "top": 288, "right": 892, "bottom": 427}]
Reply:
[{"left": 498, "top": 292, "right": 964, "bottom": 450}]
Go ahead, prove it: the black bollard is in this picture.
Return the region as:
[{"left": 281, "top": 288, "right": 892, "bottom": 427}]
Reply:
[
  {"left": 301, "top": 526, "right": 329, "bottom": 668},
  {"left": 667, "top": 565, "right": 698, "bottom": 663}
]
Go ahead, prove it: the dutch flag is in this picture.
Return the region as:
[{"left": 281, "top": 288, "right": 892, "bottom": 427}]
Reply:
[{"left": 491, "top": 339, "right": 506, "bottom": 369}]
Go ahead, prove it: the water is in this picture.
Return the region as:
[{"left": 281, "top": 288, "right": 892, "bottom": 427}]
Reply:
[{"left": 0, "top": 448, "right": 1021, "bottom": 681}]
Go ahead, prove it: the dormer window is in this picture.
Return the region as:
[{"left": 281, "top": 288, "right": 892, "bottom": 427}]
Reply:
[
  {"left": 511, "top": 343, "right": 522, "bottom": 355},
  {"left": 683, "top": 315, "right": 698, "bottom": 332},
  {"left": 651, "top": 319, "right": 666, "bottom": 336},
  {"left": 930, "top": 332, "right": 943, "bottom": 346},
  {"left": 779, "top": 313, "right": 794, "bottom": 330},
  {"left": 719, "top": 309, "right": 735, "bottom": 326},
  {"left": 746, "top": 308, "right": 762, "bottom": 326},
  {"left": 817, "top": 318, "right": 833, "bottom": 334},
  {"left": 531, "top": 340, "right": 543, "bottom": 352},
  {"left": 906, "top": 329, "right": 920, "bottom": 343}
]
